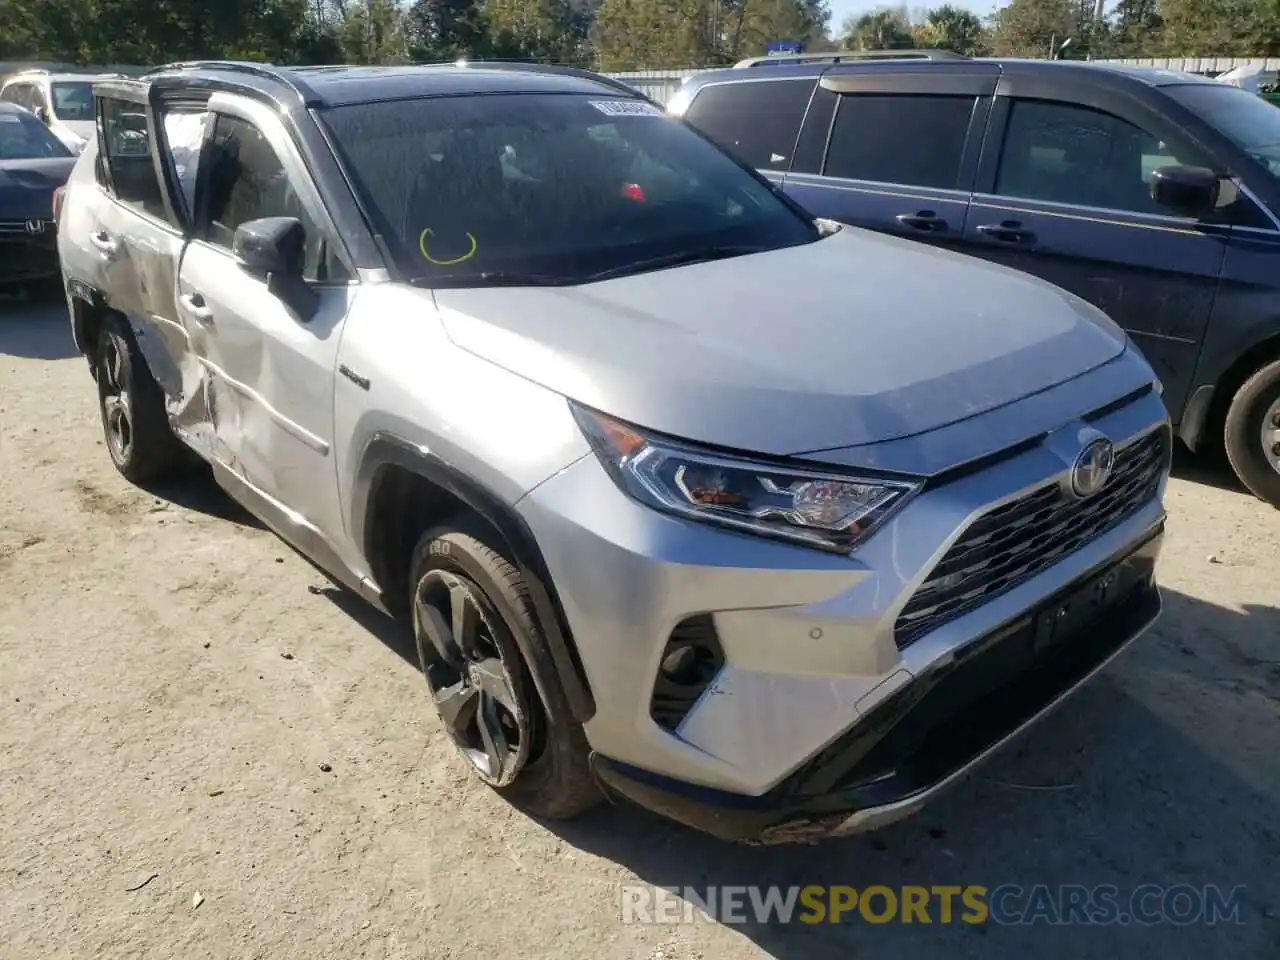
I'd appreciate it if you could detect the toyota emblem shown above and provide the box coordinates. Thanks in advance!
[1070,437,1115,499]
[24,219,46,235]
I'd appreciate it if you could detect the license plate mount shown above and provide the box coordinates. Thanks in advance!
[1033,559,1139,653]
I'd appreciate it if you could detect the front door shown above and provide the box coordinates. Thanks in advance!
[961,92,1233,419]
[175,91,355,543]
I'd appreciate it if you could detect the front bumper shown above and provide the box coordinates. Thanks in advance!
[588,524,1163,843]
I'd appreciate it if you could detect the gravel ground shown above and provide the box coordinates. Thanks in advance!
[2,292,1278,959]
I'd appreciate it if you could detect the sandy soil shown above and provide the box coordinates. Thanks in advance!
[2,293,1278,959]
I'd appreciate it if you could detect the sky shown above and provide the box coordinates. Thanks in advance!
[826,0,1001,33]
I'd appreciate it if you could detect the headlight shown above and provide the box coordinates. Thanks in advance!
[571,404,921,553]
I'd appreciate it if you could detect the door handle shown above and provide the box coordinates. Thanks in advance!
[89,229,118,257]
[180,292,213,323]
[895,211,948,233]
[976,221,1035,244]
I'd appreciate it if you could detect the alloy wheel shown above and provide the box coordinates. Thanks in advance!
[99,335,133,465]
[1265,397,1280,477]
[414,569,530,786]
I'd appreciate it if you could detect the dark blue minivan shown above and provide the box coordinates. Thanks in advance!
[671,55,1280,507]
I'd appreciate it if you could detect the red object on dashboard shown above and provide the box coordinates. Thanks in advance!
[621,182,646,202]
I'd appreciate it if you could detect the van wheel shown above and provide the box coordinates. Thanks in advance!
[1224,357,1280,508]
[96,315,185,485]
[409,522,601,819]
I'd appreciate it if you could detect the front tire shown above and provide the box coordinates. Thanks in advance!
[1224,357,1280,508]
[409,522,601,819]
[95,314,185,485]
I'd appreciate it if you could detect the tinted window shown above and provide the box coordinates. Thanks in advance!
[51,81,93,121]
[0,109,71,159]
[1167,82,1280,176]
[825,94,975,189]
[321,93,818,287]
[100,97,170,222]
[995,99,1204,215]
[202,114,345,282]
[683,80,815,171]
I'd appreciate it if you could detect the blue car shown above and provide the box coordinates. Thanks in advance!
[671,54,1280,507]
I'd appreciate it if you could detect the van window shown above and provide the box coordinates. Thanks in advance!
[824,94,976,190]
[683,79,816,171]
[995,99,1204,215]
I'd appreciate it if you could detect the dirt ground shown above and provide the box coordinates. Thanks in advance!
[1,292,1278,960]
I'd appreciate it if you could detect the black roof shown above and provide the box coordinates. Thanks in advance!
[142,61,647,109]
[683,56,1221,92]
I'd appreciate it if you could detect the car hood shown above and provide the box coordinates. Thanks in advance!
[433,227,1128,457]
[0,158,75,219]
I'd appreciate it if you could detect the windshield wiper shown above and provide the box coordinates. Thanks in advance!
[414,270,577,289]
[582,245,776,283]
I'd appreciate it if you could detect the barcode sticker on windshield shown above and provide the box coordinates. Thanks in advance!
[589,100,664,118]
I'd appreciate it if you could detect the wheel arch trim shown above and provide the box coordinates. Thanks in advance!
[351,432,597,724]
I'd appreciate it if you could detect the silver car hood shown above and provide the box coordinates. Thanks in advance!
[434,228,1128,457]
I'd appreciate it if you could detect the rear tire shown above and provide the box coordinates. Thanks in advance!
[1223,357,1280,508]
[95,314,186,485]
[409,521,601,820]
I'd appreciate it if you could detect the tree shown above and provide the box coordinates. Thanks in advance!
[914,4,987,54]
[840,6,914,50]
[335,0,410,63]
[988,0,1074,57]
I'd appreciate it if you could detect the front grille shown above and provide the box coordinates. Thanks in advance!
[0,236,58,281]
[894,427,1168,649]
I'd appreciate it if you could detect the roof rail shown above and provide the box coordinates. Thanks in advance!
[142,59,321,103]
[734,49,968,68]
[416,59,663,105]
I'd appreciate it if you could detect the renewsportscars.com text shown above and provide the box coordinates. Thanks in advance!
[620,883,1248,926]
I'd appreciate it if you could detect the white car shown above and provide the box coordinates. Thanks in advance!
[0,70,99,153]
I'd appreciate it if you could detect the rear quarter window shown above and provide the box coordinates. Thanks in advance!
[683,79,816,172]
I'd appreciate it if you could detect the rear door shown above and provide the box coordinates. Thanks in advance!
[961,76,1234,418]
[680,76,818,188]
[89,79,195,415]
[176,90,355,540]
[781,67,998,252]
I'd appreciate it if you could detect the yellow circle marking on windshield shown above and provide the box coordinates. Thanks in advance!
[419,228,477,265]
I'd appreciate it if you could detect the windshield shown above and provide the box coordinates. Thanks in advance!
[320,92,819,286]
[51,81,93,122]
[0,110,72,159]
[1167,82,1280,176]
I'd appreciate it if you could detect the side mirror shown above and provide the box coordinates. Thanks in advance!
[232,216,319,322]
[33,105,48,124]
[1150,165,1221,218]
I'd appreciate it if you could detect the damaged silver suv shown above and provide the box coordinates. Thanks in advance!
[57,61,1171,843]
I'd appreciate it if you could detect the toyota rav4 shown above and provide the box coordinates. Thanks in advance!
[56,61,1171,843]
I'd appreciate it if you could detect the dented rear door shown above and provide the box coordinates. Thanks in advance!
[90,78,198,426]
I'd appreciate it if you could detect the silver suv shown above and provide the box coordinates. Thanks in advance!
[57,62,1172,843]
[0,70,98,153]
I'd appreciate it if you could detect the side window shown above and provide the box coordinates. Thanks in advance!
[0,85,19,106]
[995,99,1205,216]
[683,80,815,171]
[824,94,977,190]
[99,97,172,223]
[159,109,209,223]
[202,114,347,282]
